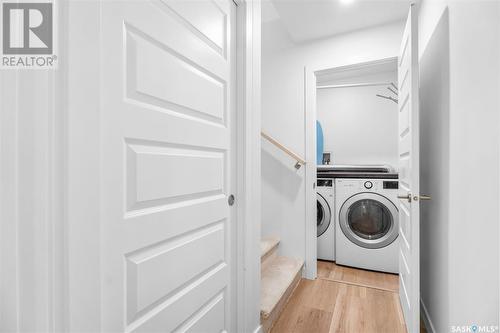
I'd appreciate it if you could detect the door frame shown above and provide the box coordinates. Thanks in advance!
[303,57,398,279]
[0,1,261,332]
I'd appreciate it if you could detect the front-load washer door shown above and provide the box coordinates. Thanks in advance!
[317,192,331,237]
[339,193,398,249]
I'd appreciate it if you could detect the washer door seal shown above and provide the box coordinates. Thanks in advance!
[339,192,398,249]
[317,192,331,237]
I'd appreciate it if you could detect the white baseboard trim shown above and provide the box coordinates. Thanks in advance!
[253,325,263,333]
[420,298,436,333]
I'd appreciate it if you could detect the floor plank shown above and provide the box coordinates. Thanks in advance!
[317,260,399,292]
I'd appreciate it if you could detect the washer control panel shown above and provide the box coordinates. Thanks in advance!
[336,178,399,192]
[383,181,399,189]
[317,179,333,187]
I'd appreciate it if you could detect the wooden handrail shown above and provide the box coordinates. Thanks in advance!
[261,131,306,169]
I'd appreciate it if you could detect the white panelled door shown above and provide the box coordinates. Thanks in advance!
[397,5,420,333]
[99,0,236,331]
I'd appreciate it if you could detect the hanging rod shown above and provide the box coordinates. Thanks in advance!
[317,81,393,89]
[261,131,305,169]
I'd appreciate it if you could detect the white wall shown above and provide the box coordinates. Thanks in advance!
[261,18,404,261]
[447,2,499,329]
[316,71,398,167]
[419,1,500,331]
[419,8,450,333]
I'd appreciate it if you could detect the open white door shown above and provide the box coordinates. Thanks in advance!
[87,1,236,331]
[397,4,420,333]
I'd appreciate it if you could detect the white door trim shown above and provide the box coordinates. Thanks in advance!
[0,17,67,332]
[303,57,398,279]
[234,0,262,332]
[0,1,261,332]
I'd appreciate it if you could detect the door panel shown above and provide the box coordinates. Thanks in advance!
[99,0,235,331]
[126,223,225,320]
[126,142,224,207]
[164,0,228,56]
[398,5,420,333]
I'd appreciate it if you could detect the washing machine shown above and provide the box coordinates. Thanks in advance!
[335,178,399,273]
[317,178,335,261]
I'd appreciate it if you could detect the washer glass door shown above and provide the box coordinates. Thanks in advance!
[339,193,398,249]
[317,193,331,237]
[349,199,391,240]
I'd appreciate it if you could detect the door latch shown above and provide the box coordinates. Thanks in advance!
[398,193,432,203]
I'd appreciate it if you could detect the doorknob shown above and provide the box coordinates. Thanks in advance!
[228,194,235,206]
[397,193,412,203]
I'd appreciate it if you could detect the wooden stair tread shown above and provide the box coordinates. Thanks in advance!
[260,255,303,319]
[261,236,280,259]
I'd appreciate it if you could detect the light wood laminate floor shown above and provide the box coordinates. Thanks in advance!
[270,261,426,333]
[317,260,399,292]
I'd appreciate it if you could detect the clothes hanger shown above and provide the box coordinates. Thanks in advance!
[376,82,398,104]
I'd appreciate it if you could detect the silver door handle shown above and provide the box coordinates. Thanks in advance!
[414,194,431,201]
[398,193,431,202]
[397,193,412,202]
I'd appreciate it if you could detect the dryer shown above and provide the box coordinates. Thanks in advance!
[335,178,399,273]
[317,178,335,261]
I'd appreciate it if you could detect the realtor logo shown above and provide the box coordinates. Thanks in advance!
[2,1,57,68]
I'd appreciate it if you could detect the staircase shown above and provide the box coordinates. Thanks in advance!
[260,237,304,332]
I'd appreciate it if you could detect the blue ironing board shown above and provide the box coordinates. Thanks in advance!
[316,121,324,165]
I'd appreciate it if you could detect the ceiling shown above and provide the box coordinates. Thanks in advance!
[263,0,416,43]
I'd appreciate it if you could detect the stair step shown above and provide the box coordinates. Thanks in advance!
[260,255,304,332]
[261,236,280,259]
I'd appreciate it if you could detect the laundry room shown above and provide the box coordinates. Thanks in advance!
[315,58,401,272]
[259,0,499,332]
[260,0,413,330]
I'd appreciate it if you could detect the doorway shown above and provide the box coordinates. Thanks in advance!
[303,7,421,332]
[304,56,400,279]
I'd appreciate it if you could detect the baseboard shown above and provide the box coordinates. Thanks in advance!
[253,325,263,333]
[420,298,436,333]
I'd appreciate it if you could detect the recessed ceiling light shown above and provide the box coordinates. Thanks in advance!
[340,0,355,5]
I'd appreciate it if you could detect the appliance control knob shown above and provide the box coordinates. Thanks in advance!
[364,181,373,189]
